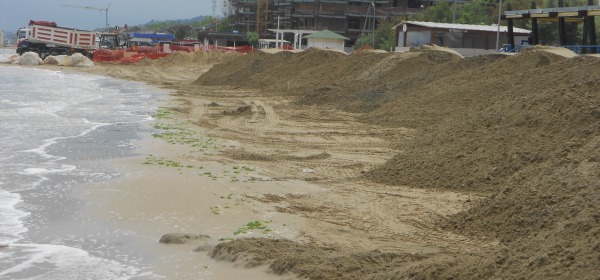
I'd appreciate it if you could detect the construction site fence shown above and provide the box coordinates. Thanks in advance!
[202,45,255,53]
[92,44,256,63]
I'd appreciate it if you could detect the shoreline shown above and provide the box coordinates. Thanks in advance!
[70,83,320,279]
[2,50,488,279]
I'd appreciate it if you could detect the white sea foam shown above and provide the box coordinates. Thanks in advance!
[22,165,77,175]
[0,244,155,279]
[23,120,109,160]
[0,190,28,245]
[0,66,165,279]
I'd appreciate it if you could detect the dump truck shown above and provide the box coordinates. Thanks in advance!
[16,20,97,58]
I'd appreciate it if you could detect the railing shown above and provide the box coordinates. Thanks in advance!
[563,45,600,54]
[498,44,529,53]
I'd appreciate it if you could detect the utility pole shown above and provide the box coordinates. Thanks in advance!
[372,1,375,48]
[496,0,503,50]
[362,1,375,47]
[452,0,457,23]
[62,3,111,31]
[212,0,218,31]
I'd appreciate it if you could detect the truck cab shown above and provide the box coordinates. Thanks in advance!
[98,33,127,50]
[16,28,30,44]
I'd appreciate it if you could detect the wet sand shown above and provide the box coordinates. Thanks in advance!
[71,98,319,279]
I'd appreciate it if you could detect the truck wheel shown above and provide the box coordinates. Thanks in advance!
[60,51,69,56]
[50,51,59,56]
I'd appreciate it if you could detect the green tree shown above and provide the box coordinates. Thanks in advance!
[353,17,402,51]
[170,24,192,40]
[245,31,259,46]
[457,0,494,25]
[353,33,373,50]
[216,17,234,32]
[374,18,401,51]
[413,1,454,22]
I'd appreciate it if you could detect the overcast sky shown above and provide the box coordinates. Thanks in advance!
[0,0,219,32]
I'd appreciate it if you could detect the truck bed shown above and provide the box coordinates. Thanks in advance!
[29,24,96,50]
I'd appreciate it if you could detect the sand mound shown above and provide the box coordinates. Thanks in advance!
[136,57,154,66]
[195,47,461,113]
[193,48,346,89]
[190,47,600,278]
[211,238,423,279]
[260,48,289,54]
[138,50,241,68]
[192,50,242,64]
[414,44,464,58]
[522,45,578,58]
[153,52,193,66]
[84,50,241,85]
[363,52,600,278]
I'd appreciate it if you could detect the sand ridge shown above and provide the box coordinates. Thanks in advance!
[185,47,600,279]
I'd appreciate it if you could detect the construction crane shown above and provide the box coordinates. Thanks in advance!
[62,3,111,31]
[256,0,268,35]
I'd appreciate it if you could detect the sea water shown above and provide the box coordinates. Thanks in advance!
[0,65,164,279]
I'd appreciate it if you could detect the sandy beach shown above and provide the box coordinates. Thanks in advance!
[67,55,477,278]
[49,51,481,279]
[3,46,600,279]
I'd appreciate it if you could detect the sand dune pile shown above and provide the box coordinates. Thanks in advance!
[152,50,242,67]
[196,47,600,279]
[194,48,346,90]
[83,50,241,84]
[365,51,600,279]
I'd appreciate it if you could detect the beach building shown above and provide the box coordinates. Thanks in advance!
[394,21,531,57]
[303,29,349,51]
[0,31,4,47]
[197,31,248,48]
[129,33,175,43]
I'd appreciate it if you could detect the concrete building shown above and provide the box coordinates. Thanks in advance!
[394,21,531,56]
[0,31,4,47]
[227,0,449,43]
[303,29,349,51]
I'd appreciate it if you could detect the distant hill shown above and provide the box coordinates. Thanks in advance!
[132,16,213,33]
[144,16,207,26]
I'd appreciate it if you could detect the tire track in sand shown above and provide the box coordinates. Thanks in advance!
[188,98,208,122]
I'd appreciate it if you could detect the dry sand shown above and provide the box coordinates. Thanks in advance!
[15,46,600,279]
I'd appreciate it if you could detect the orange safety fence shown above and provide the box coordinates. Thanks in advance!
[93,49,125,62]
[126,46,158,53]
[170,45,195,52]
[203,45,254,53]
[94,44,257,63]
[119,52,170,63]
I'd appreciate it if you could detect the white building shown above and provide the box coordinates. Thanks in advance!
[394,21,531,57]
[303,29,349,52]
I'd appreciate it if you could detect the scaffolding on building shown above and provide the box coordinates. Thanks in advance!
[256,0,270,35]
[228,0,427,42]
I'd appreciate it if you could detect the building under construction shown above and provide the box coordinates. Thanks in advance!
[228,0,441,44]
